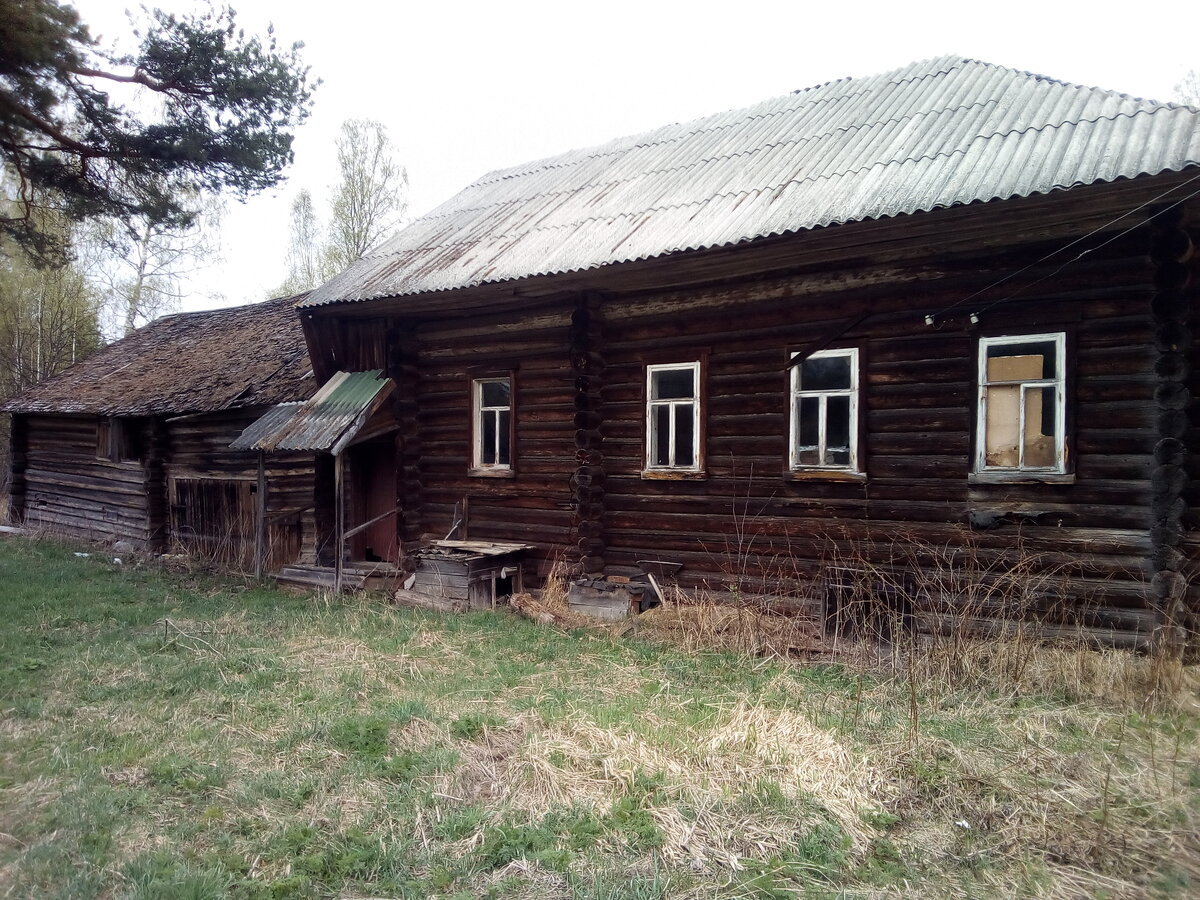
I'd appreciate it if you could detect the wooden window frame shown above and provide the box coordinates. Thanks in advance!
[643,360,705,479]
[788,347,863,477]
[469,373,516,478]
[971,332,1072,483]
[96,416,139,462]
[96,416,114,461]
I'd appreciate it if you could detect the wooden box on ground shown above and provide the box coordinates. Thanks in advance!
[568,577,646,620]
[408,540,530,611]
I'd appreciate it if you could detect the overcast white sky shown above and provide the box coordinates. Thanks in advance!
[82,0,1200,313]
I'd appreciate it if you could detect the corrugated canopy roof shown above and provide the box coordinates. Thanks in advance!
[300,56,1200,308]
[230,370,395,454]
[3,294,314,416]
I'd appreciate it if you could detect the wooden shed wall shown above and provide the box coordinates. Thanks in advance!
[17,413,155,547]
[165,409,316,570]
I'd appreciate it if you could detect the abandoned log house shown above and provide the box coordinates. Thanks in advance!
[240,55,1200,648]
[3,294,317,571]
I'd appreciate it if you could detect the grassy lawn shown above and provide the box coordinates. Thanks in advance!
[0,537,1197,899]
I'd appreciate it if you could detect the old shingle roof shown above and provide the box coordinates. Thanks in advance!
[2,294,314,416]
[300,55,1200,308]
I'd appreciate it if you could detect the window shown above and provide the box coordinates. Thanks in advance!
[790,348,859,471]
[472,377,512,471]
[645,362,701,472]
[96,417,140,462]
[976,333,1066,472]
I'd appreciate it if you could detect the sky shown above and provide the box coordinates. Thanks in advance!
[81,0,1200,313]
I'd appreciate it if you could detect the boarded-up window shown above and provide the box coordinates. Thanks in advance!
[977,334,1065,472]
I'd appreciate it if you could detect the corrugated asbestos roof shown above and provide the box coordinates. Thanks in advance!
[300,56,1200,308]
[230,370,394,453]
[3,294,315,415]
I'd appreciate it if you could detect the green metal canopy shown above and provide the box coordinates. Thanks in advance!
[231,370,395,455]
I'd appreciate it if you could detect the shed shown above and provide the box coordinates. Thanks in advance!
[2,294,317,571]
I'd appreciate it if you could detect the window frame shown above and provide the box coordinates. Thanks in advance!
[470,374,515,477]
[643,361,704,477]
[974,332,1068,477]
[96,416,139,463]
[788,347,861,474]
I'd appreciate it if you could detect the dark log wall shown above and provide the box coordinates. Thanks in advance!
[8,414,28,523]
[1178,220,1200,661]
[18,414,154,547]
[165,409,315,569]
[300,189,1200,647]
[593,225,1168,643]
[410,304,578,579]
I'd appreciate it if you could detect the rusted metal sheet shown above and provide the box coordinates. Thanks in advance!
[231,370,395,453]
[300,56,1200,308]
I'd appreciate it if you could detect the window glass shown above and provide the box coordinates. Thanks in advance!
[481,380,510,407]
[653,404,671,466]
[801,355,852,391]
[797,396,820,448]
[673,404,694,467]
[652,368,695,400]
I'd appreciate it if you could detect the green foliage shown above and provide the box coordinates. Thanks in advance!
[0,0,314,263]
[328,714,389,757]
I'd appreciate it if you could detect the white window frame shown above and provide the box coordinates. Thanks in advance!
[472,376,512,471]
[975,333,1066,473]
[789,348,860,471]
[645,362,701,473]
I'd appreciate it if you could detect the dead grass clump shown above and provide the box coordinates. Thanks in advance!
[498,702,889,867]
[817,527,1191,710]
[636,587,823,658]
[903,635,1196,709]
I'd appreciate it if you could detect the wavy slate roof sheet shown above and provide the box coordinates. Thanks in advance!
[301,56,1200,308]
[2,294,315,416]
[230,370,394,453]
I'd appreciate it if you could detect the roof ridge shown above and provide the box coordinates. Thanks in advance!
[955,56,1178,106]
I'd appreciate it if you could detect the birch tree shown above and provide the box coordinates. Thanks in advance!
[325,119,409,271]
[92,191,224,336]
[273,118,408,296]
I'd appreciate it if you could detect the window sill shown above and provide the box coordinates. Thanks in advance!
[469,467,516,479]
[641,469,707,481]
[785,469,867,483]
[969,471,1075,485]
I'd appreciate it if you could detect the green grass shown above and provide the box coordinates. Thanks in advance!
[0,536,1197,899]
